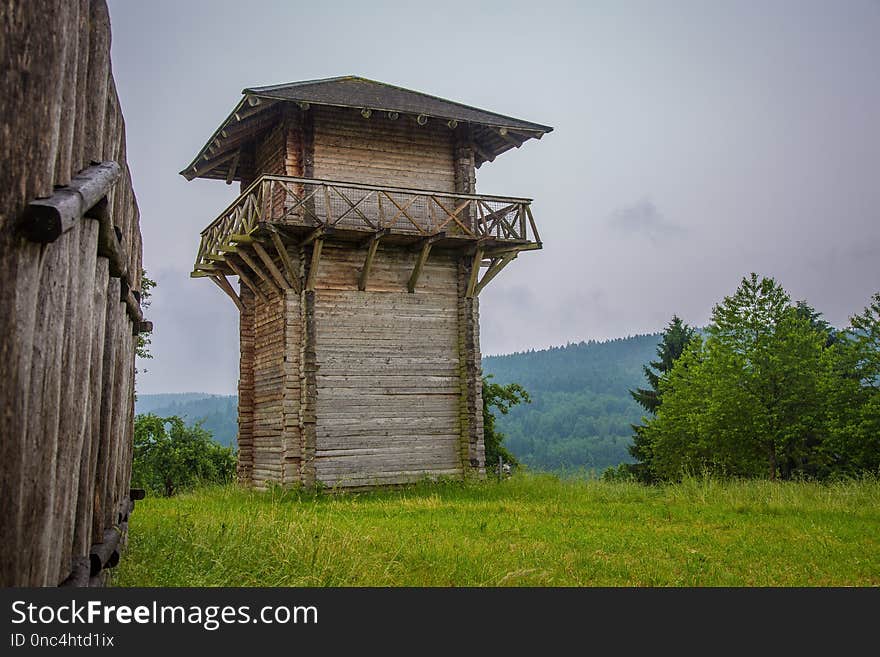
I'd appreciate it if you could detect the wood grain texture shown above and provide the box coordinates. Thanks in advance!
[0,0,143,586]
[312,106,455,192]
[311,248,463,487]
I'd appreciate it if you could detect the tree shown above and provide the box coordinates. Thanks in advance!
[821,293,880,475]
[132,414,236,496]
[482,375,530,470]
[795,300,838,348]
[644,274,828,481]
[136,269,156,364]
[708,274,827,479]
[627,315,696,482]
[630,315,696,414]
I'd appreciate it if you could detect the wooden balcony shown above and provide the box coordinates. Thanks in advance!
[192,174,541,277]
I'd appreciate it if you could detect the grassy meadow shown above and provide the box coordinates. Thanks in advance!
[113,474,880,587]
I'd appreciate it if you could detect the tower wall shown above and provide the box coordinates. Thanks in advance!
[236,242,486,489]
[312,106,456,191]
[312,245,464,487]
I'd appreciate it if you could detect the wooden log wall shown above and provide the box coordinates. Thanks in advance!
[236,249,305,489]
[312,106,456,192]
[251,287,285,487]
[237,287,255,483]
[313,246,464,487]
[458,258,486,473]
[0,0,144,586]
[235,240,486,489]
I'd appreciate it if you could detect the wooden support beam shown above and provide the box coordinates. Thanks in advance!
[225,149,240,185]
[474,251,518,296]
[301,226,331,246]
[229,233,254,244]
[358,227,390,247]
[89,196,128,279]
[507,128,541,141]
[233,99,275,121]
[471,141,494,164]
[269,230,300,293]
[483,241,542,258]
[226,256,267,302]
[210,274,245,312]
[407,235,442,293]
[188,149,238,180]
[306,237,324,291]
[20,161,122,243]
[193,262,225,273]
[358,230,387,292]
[237,246,282,294]
[495,127,525,148]
[252,240,291,290]
[466,246,484,298]
[408,231,446,252]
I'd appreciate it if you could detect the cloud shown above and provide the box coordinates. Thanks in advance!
[608,198,685,242]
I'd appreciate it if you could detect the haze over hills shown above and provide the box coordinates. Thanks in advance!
[138,332,664,471]
[135,393,238,446]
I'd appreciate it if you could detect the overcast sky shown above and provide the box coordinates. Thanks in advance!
[106,0,880,395]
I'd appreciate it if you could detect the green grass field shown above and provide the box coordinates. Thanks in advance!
[113,474,880,586]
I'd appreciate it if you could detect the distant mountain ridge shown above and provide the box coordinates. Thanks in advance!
[138,332,663,469]
[135,393,238,447]
[482,333,663,472]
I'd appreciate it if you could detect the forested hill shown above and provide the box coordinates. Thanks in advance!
[137,333,663,471]
[482,334,663,472]
[135,393,237,446]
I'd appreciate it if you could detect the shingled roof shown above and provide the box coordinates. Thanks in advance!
[181,76,553,182]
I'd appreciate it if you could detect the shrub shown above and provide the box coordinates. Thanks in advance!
[132,414,236,496]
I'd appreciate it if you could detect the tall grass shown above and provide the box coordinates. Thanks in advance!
[113,474,880,586]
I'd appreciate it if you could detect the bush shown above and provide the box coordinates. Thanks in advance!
[132,414,236,496]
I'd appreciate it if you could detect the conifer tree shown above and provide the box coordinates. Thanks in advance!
[627,315,696,482]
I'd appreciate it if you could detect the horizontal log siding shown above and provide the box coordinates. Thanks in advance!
[312,106,456,193]
[254,122,286,216]
[282,286,303,486]
[0,0,143,586]
[311,245,463,487]
[237,287,255,483]
[250,281,285,488]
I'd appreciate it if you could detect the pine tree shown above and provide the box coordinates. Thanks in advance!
[630,316,696,414]
[627,315,696,482]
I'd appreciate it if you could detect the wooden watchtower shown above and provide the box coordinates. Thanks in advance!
[183,76,551,488]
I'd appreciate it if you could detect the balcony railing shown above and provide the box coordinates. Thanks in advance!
[194,174,540,270]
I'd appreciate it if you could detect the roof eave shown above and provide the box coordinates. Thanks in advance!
[181,87,554,181]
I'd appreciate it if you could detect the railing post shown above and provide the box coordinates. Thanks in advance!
[323,184,333,225]
[261,178,271,222]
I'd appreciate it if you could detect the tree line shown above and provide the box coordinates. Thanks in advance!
[614,274,880,483]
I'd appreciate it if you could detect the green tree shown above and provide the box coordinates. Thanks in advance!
[795,300,838,348]
[627,315,696,482]
[132,414,236,496]
[136,269,156,363]
[630,315,696,414]
[482,375,530,470]
[821,293,880,475]
[645,274,827,481]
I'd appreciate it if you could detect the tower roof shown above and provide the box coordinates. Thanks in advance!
[181,76,553,182]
